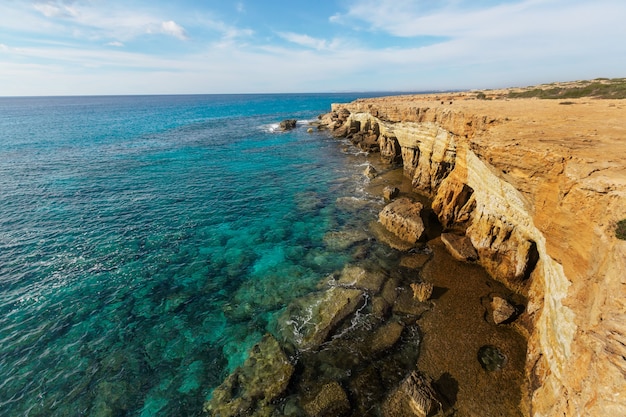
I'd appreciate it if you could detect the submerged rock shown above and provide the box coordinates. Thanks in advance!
[204,334,294,417]
[379,198,425,244]
[303,381,351,417]
[336,264,387,294]
[370,321,405,354]
[440,233,478,261]
[277,286,364,351]
[323,229,370,251]
[478,345,507,371]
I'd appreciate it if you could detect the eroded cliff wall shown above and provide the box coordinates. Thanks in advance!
[322,96,626,416]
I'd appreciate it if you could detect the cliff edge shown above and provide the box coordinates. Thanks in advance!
[321,93,626,416]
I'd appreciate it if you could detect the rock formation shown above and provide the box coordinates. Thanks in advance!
[279,119,297,131]
[322,94,626,416]
[378,198,425,244]
[204,334,294,417]
[410,282,434,302]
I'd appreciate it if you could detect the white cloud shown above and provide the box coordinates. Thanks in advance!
[278,32,329,50]
[33,1,78,19]
[107,41,124,47]
[159,20,188,40]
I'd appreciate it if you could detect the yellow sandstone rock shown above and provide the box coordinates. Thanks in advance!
[324,94,626,417]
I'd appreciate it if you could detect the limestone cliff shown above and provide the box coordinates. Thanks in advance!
[322,94,626,416]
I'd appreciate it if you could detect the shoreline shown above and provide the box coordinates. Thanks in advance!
[205,123,529,416]
[318,92,626,416]
[205,88,625,416]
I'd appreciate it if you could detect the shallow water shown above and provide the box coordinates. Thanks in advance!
[0,93,390,416]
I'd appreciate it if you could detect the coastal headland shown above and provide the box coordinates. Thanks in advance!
[205,82,626,416]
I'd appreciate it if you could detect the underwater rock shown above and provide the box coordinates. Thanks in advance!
[371,295,391,319]
[379,198,425,244]
[410,282,433,302]
[336,264,387,294]
[491,296,517,324]
[440,233,478,261]
[393,289,431,318]
[370,321,405,354]
[349,367,385,415]
[381,277,399,305]
[400,253,431,269]
[204,334,294,417]
[278,286,364,351]
[303,381,351,417]
[478,345,507,371]
[383,186,400,201]
[323,229,370,251]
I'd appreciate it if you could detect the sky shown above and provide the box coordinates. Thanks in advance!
[0,0,625,96]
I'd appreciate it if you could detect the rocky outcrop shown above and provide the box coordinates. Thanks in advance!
[382,371,441,417]
[378,198,425,244]
[279,119,297,131]
[303,382,351,417]
[204,334,294,417]
[410,282,433,302]
[277,286,364,351]
[323,95,626,417]
[491,295,518,325]
[440,232,478,261]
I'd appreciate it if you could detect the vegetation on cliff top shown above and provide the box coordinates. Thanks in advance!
[506,78,626,99]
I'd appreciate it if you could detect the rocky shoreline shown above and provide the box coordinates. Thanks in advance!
[205,91,626,417]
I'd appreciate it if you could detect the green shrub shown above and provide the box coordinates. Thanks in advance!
[617,219,626,240]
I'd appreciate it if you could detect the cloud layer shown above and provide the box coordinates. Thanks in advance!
[1,0,625,95]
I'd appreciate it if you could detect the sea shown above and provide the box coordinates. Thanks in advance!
[0,93,400,416]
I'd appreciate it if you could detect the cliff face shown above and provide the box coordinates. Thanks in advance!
[322,95,626,416]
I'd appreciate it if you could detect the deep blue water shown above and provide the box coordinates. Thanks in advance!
[0,93,389,416]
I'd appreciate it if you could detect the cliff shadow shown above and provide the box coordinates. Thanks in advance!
[435,372,459,412]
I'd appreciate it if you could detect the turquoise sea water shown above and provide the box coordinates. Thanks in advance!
[0,93,390,416]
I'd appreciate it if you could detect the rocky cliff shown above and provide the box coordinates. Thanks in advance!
[321,94,626,416]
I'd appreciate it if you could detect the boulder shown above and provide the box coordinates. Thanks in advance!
[392,289,431,318]
[403,371,441,417]
[323,229,370,251]
[364,164,378,179]
[336,264,387,294]
[491,296,517,324]
[383,186,400,202]
[370,321,404,354]
[277,286,364,351]
[440,232,478,261]
[382,371,441,417]
[279,119,298,131]
[379,198,425,244]
[399,253,431,269]
[410,282,433,302]
[204,334,294,417]
[303,382,351,417]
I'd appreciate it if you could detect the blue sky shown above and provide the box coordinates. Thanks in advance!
[1,0,625,96]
